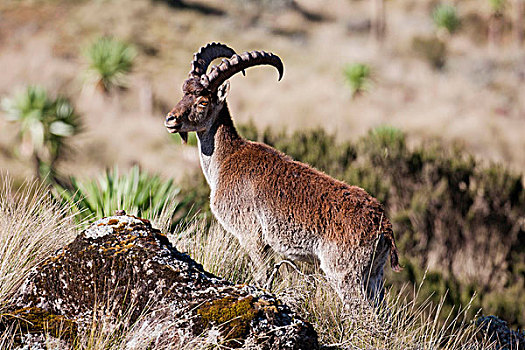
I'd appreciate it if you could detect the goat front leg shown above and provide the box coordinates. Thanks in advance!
[233,227,272,287]
[245,241,273,288]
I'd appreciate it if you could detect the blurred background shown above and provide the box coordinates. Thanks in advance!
[1,0,524,329]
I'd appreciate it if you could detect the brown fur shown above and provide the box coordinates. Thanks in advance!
[210,109,401,271]
[165,51,401,306]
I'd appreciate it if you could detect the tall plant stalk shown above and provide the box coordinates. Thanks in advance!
[371,0,386,41]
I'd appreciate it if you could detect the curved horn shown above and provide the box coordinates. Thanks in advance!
[189,42,238,77]
[204,50,284,91]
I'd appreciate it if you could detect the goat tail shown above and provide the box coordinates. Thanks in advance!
[387,231,402,272]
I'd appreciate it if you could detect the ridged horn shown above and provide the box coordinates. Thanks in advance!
[189,42,238,77]
[204,50,284,92]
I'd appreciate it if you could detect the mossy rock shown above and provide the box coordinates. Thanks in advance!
[8,214,319,349]
[476,315,525,350]
[0,307,77,342]
[198,295,257,342]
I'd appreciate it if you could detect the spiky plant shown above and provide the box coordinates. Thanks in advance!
[343,63,372,97]
[53,166,184,231]
[84,36,136,93]
[489,0,506,15]
[1,86,81,180]
[433,4,460,34]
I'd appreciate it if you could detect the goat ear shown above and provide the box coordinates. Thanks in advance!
[217,80,230,103]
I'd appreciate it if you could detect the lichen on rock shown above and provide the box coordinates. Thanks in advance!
[197,295,257,343]
[0,307,77,344]
[84,215,153,239]
[476,315,525,350]
[5,214,319,349]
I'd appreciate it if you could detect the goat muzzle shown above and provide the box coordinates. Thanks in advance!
[165,113,186,145]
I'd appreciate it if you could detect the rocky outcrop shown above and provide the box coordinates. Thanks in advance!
[1,213,318,349]
[476,316,525,350]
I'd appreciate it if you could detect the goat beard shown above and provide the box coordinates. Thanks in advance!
[179,132,188,144]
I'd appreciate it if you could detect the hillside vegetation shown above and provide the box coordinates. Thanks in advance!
[1,0,525,182]
[0,0,524,347]
[0,175,495,349]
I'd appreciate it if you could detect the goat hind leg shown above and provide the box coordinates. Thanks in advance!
[318,246,368,310]
[363,237,390,308]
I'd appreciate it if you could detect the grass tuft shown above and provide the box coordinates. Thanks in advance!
[433,4,460,34]
[84,36,136,93]
[0,174,78,313]
[171,221,254,285]
[343,63,372,98]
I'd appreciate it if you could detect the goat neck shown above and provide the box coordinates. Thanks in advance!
[197,103,243,188]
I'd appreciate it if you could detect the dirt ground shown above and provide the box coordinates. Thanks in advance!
[1,0,524,183]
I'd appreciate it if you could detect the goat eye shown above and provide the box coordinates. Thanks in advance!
[199,101,208,107]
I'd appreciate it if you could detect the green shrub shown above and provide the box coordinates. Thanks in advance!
[343,63,372,97]
[240,121,357,175]
[53,166,188,231]
[412,35,447,69]
[1,86,81,180]
[360,126,406,164]
[175,170,213,226]
[432,4,460,34]
[84,37,136,92]
[237,119,259,142]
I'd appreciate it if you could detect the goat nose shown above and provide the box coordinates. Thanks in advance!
[166,113,176,123]
[165,113,178,127]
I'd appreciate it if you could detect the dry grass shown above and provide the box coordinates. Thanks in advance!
[0,173,78,348]
[274,269,488,349]
[0,181,186,349]
[171,221,254,285]
[74,297,148,350]
[0,174,78,313]
[0,176,496,349]
[174,223,495,350]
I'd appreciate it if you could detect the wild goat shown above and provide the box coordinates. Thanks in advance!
[164,43,401,306]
